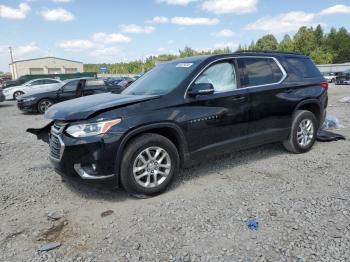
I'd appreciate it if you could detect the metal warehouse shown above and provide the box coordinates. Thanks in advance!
[317,62,350,74]
[9,57,84,79]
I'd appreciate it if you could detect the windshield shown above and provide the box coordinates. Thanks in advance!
[122,61,199,95]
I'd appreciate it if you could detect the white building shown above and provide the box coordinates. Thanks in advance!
[9,57,84,79]
[317,62,350,74]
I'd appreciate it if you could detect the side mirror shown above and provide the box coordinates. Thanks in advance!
[188,83,214,97]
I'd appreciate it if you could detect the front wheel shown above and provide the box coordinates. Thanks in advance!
[13,91,24,99]
[283,110,318,154]
[120,133,180,196]
[37,99,53,114]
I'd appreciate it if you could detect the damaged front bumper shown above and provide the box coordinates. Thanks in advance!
[27,121,122,187]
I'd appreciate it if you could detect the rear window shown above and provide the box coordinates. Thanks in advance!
[238,57,284,87]
[285,57,321,78]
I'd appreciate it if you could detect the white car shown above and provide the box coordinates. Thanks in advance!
[2,78,63,100]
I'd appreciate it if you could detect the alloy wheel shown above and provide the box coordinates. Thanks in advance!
[132,146,171,188]
[297,119,314,147]
[39,100,53,113]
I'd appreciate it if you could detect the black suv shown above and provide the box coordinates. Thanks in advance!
[30,52,328,196]
[18,78,125,114]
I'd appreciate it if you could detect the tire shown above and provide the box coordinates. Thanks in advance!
[37,99,54,114]
[13,91,24,99]
[120,133,180,196]
[283,110,318,154]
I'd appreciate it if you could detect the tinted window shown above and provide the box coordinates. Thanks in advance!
[286,57,321,78]
[195,62,237,92]
[62,80,79,92]
[44,79,59,84]
[238,58,284,87]
[30,80,45,86]
[85,80,106,91]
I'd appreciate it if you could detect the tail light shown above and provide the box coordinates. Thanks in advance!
[320,81,328,90]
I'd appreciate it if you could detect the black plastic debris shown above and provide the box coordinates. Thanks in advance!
[317,130,346,142]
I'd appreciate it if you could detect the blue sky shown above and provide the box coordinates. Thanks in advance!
[0,0,350,72]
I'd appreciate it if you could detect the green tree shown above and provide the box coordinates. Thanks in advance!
[278,34,294,52]
[255,34,278,51]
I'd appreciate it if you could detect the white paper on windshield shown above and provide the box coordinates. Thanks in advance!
[176,63,193,68]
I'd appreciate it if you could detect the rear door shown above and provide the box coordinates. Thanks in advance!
[236,57,291,146]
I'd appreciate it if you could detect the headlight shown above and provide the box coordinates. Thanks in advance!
[22,97,36,102]
[65,119,121,138]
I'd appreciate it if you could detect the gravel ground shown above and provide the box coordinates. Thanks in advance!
[0,85,349,262]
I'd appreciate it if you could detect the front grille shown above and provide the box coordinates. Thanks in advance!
[49,121,66,160]
[49,134,61,159]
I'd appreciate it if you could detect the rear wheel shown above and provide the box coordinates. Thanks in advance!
[120,133,180,196]
[13,91,24,99]
[283,110,318,154]
[37,99,53,114]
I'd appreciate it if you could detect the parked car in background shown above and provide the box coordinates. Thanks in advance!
[2,72,97,89]
[29,52,328,196]
[0,75,12,88]
[335,72,350,85]
[0,90,5,103]
[3,78,64,100]
[17,78,123,114]
[324,73,337,83]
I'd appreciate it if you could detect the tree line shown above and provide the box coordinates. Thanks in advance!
[84,25,350,74]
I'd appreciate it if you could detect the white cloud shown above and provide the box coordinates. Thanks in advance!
[14,42,40,55]
[319,5,350,15]
[157,47,167,53]
[201,0,257,14]
[120,24,155,34]
[171,17,219,26]
[91,46,122,57]
[214,42,238,50]
[245,11,315,33]
[92,32,131,44]
[57,40,95,51]
[39,8,74,22]
[157,0,197,6]
[146,16,169,24]
[214,29,235,37]
[0,3,31,19]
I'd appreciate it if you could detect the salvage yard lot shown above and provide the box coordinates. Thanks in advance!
[0,85,350,261]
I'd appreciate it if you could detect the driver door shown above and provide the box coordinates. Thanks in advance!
[184,59,251,158]
[57,80,80,102]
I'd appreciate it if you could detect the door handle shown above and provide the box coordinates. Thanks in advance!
[231,96,246,102]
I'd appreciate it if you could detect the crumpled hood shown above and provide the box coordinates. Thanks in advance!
[45,93,159,120]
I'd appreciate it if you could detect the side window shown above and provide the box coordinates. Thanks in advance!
[44,79,59,84]
[195,62,237,93]
[62,80,79,92]
[285,57,320,78]
[84,80,106,91]
[239,58,284,87]
[30,80,44,86]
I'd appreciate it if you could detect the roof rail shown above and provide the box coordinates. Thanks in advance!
[234,50,304,56]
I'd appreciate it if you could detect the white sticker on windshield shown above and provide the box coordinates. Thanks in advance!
[176,63,193,68]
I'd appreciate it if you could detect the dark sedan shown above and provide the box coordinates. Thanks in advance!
[17,78,125,114]
[0,89,5,102]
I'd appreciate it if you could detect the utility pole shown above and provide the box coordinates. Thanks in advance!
[9,46,14,63]
[9,46,16,79]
